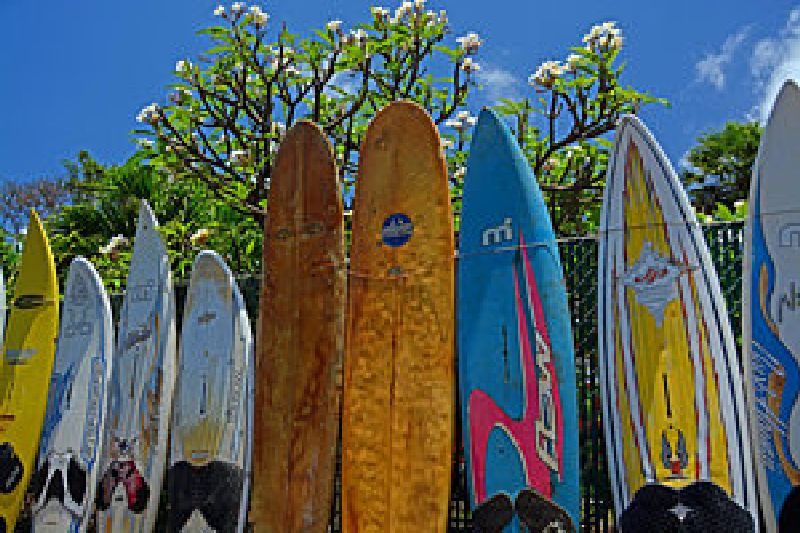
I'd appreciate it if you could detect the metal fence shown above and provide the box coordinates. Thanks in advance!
[116,220,747,532]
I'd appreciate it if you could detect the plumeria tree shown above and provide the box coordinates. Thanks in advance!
[135,0,480,220]
[494,22,666,235]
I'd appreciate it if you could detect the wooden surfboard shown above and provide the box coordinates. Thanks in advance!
[0,210,58,531]
[251,121,345,531]
[31,257,113,533]
[169,251,253,532]
[96,200,177,532]
[744,79,800,530]
[458,108,581,530]
[598,115,757,522]
[341,101,455,532]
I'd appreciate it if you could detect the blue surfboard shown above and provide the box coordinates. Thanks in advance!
[458,108,580,530]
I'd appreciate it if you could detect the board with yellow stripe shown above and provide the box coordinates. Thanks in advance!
[597,115,757,522]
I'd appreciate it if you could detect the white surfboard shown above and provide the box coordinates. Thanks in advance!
[598,115,757,524]
[744,79,800,531]
[96,200,176,532]
[31,257,113,533]
[168,251,253,532]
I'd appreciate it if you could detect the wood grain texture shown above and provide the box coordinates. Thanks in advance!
[252,121,345,532]
[341,102,455,533]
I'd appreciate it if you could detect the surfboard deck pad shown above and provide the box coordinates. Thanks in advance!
[471,493,513,533]
[515,487,575,533]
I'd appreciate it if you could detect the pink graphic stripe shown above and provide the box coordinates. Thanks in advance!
[468,233,563,504]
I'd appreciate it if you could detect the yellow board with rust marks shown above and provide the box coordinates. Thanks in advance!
[0,210,58,530]
[598,115,757,523]
[342,102,455,533]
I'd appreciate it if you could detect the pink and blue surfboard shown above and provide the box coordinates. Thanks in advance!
[458,108,580,529]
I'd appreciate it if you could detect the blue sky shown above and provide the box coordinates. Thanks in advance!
[1,0,798,182]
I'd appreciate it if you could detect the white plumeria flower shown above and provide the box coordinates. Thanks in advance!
[271,121,286,136]
[100,234,129,255]
[453,167,466,180]
[285,65,300,77]
[611,35,623,49]
[351,28,368,45]
[190,228,210,246]
[371,6,389,19]
[213,5,226,16]
[327,19,343,32]
[566,53,582,71]
[445,118,463,129]
[136,103,160,125]
[456,110,470,120]
[441,138,453,149]
[270,57,280,70]
[530,60,565,87]
[175,59,192,73]
[230,149,248,164]
[437,9,447,24]
[137,138,155,148]
[231,2,246,13]
[414,0,425,10]
[456,32,482,54]
[461,57,480,73]
[249,6,269,26]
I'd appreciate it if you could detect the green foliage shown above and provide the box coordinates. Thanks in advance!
[696,199,748,224]
[135,1,475,219]
[494,22,666,236]
[681,120,762,215]
[47,152,262,293]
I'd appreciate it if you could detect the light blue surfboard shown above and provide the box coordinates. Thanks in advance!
[458,108,580,530]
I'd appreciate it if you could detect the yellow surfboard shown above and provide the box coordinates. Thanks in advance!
[342,102,455,532]
[0,210,58,530]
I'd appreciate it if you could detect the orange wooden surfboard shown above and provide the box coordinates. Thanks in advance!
[252,121,345,532]
[342,102,455,532]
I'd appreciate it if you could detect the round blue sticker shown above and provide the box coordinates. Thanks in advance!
[381,213,414,247]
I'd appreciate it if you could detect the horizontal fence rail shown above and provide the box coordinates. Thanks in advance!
[35,220,744,532]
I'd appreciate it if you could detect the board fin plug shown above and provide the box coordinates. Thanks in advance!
[515,487,575,532]
[471,492,513,533]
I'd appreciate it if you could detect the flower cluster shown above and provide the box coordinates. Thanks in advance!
[190,228,210,246]
[582,21,623,53]
[456,33,481,55]
[136,103,160,125]
[230,149,249,165]
[99,235,129,256]
[445,109,477,131]
[528,60,567,88]
[390,1,446,26]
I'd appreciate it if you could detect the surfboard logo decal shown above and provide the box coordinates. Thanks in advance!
[381,213,413,247]
[468,231,564,504]
[622,241,687,325]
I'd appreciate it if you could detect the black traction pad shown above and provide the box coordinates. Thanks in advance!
[515,487,576,533]
[167,460,244,533]
[619,482,754,533]
[471,492,514,533]
[0,444,23,495]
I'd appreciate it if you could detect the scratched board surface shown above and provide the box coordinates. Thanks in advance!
[597,115,757,522]
[744,80,800,531]
[0,211,58,531]
[458,109,580,530]
[96,200,177,532]
[169,251,252,532]
[342,102,454,532]
[32,258,113,533]
[252,121,344,532]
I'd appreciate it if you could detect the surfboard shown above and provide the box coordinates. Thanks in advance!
[96,200,176,532]
[0,211,58,531]
[251,120,345,532]
[341,101,455,532]
[168,251,253,532]
[31,257,113,533]
[598,115,757,523]
[0,267,5,350]
[744,79,800,530]
[458,108,581,530]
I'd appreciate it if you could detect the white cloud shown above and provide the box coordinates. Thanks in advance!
[695,27,751,90]
[751,7,800,121]
[476,64,520,103]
